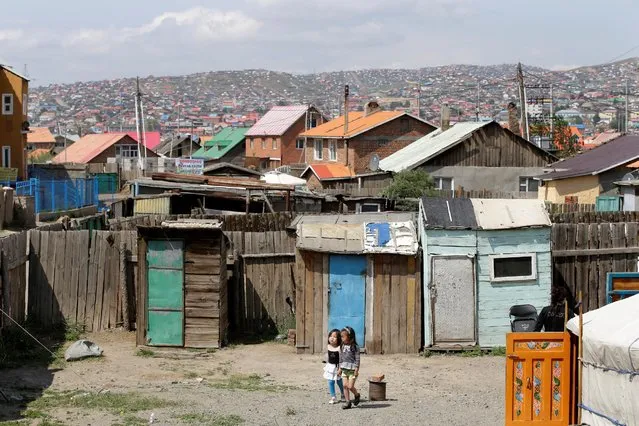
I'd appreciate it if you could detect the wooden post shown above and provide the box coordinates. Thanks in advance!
[245,190,250,214]
[285,190,291,212]
[119,239,129,331]
[577,290,584,424]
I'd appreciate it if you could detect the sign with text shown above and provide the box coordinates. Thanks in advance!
[175,158,204,175]
[0,167,18,181]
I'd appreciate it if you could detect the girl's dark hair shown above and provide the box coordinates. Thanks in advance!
[328,328,341,344]
[341,326,358,347]
[550,286,569,315]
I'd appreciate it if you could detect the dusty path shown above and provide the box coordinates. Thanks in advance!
[0,331,505,425]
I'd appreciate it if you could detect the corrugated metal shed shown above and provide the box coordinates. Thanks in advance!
[379,122,487,172]
[245,106,308,136]
[295,213,417,254]
[470,198,551,229]
[134,195,172,215]
[421,198,478,229]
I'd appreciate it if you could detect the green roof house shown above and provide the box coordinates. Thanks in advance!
[193,127,248,166]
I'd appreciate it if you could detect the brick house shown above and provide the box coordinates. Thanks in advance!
[299,102,437,189]
[245,105,325,170]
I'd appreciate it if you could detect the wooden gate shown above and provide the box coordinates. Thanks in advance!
[505,332,576,425]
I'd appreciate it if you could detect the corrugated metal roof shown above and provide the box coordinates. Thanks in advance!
[110,132,161,150]
[27,127,55,144]
[380,121,488,172]
[470,199,551,230]
[420,198,478,229]
[294,212,417,254]
[193,127,248,160]
[53,133,133,164]
[300,111,405,138]
[245,105,308,136]
[302,164,354,180]
[0,65,29,81]
[538,135,639,181]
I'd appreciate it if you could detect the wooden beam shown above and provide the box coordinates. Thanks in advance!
[241,253,295,259]
[553,247,639,257]
[263,191,275,214]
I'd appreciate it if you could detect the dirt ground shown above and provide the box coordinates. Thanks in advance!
[0,331,505,425]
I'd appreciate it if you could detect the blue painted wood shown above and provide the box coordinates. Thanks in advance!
[328,255,367,345]
[606,272,639,304]
[147,239,184,346]
[421,224,552,348]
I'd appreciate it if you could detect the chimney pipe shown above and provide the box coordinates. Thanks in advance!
[440,103,450,131]
[507,102,521,136]
[344,85,349,136]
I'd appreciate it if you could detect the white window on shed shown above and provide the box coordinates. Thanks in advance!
[519,177,539,192]
[490,254,537,282]
[329,140,337,161]
[357,203,381,213]
[434,177,454,191]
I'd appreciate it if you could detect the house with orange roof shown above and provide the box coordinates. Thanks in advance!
[299,101,437,190]
[27,127,56,159]
[53,133,158,164]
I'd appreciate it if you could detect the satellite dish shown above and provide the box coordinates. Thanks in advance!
[369,154,380,171]
[623,172,636,181]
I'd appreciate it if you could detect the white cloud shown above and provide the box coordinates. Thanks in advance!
[0,30,23,42]
[63,7,262,55]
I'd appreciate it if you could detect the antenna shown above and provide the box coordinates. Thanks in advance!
[369,153,380,172]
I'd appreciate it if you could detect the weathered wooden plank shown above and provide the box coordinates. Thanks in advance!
[312,252,323,353]
[381,255,391,354]
[398,257,408,354]
[295,250,306,352]
[185,317,216,326]
[136,237,148,345]
[77,231,90,327]
[553,247,639,257]
[587,223,599,313]
[93,232,107,331]
[27,230,41,321]
[390,256,400,354]
[53,231,66,325]
[185,308,219,318]
[626,223,638,273]
[185,291,220,304]
[304,252,315,353]
[406,256,416,353]
[599,224,612,309]
[85,231,98,332]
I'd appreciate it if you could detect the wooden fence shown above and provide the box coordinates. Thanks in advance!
[0,232,28,331]
[109,212,294,232]
[551,211,639,224]
[552,222,638,312]
[28,230,137,331]
[225,230,296,335]
[546,203,596,215]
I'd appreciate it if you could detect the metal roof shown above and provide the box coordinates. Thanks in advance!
[301,111,404,138]
[470,199,551,230]
[420,198,478,229]
[52,133,134,164]
[0,65,30,81]
[294,213,417,255]
[27,127,56,144]
[301,164,355,181]
[203,162,261,177]
[193,127,248,160]
[380,121,488,172]
[420,198,550,230]
[538,135,639,181]
[245,105,308,136]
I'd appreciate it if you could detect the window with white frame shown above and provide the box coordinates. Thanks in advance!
[329,140,337,161]
[2,146,10,168]
[314,139,323,160]
[519,177,539,192]
[358,203,381,213]
[433,177,454,191]
[115,144,139,158]
[490,254,537,282]
[22,94,27,116]
[272,138,277,150]
[249,139,254,149]
[261,139,266,149]
[296,138,304,149]
[2,94,13,115]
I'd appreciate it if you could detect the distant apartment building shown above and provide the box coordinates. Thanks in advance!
[245,105,325,170]
[0,65,29,179]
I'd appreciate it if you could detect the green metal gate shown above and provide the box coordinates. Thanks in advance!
[146,240,184,346]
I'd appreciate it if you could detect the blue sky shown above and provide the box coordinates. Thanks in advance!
[1,0,637,85]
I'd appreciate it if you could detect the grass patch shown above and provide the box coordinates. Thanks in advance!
[184,371,199,379]
[136,348,155,358]
[459,347,485,358]
[63,321,86,342]
[112,414,148,426]
[29,390,175,414]
[285,407,296,416]
[178,413,244,425]
[421,349,432,358]
[490,346,506,356]
[276,315,296,337]
[209,374,293,392]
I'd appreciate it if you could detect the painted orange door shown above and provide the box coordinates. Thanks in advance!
[505,332,572,425]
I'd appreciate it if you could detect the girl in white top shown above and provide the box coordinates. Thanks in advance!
[323,329,345,404]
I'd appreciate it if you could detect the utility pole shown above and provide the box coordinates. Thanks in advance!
[517,63,529,140]
[550,84,554,143]
[476,80,480,122]
[344,85,349,135]
[417,84,421,119]
[134,77,144,173]
[625,80,629,133]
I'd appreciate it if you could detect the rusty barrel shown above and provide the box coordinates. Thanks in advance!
[367,379,386,401]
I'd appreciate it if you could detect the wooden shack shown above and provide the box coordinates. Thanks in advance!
[293,213,421,354]
[136,221,228,348]
[419,198,552,348]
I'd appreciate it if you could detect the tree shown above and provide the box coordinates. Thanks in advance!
[553,116,580,158]
[593,113,601,125]
[382,170,436,211]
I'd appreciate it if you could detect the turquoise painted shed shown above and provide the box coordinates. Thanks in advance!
[419,198,552,348]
